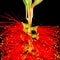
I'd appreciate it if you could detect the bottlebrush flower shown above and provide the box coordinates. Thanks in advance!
[1,21,59,60]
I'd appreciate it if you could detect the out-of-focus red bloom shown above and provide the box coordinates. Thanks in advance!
[1,21,59,60]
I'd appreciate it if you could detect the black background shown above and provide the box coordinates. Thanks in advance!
[0,0,60,26]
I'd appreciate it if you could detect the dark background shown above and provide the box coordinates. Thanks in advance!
[0,0,60,26]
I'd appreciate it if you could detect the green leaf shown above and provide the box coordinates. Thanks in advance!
[33,0,43,7]
[23,0,31,8]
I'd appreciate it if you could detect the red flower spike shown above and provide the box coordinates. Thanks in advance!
[1,20,59,60]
